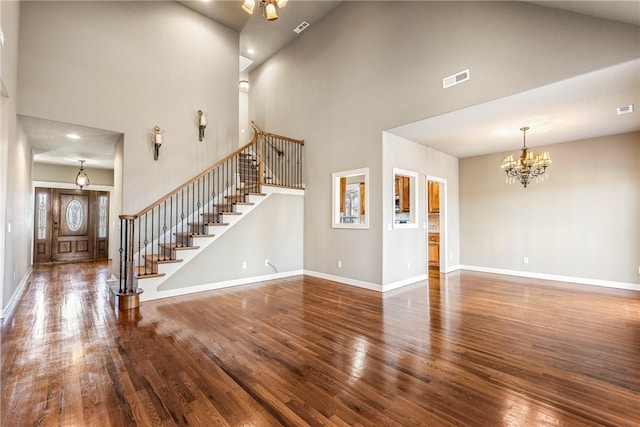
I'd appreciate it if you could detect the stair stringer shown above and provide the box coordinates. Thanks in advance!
[135,185,303,301]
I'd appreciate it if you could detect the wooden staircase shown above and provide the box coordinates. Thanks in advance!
[131,191,270,301]
[116,122,305,302]
[137,151,263,280]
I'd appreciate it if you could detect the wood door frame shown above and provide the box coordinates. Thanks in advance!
[32,181,114,264]
[426,175,447,273]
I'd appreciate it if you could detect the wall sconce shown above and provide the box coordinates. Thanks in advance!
[239,80,250,92]
[153,126,162,160]
[75,160,90,189]
[197,110,207,141]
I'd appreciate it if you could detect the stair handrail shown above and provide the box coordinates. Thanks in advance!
[125,132,260,220]
[250,121,304,156]
[117,122,304,295]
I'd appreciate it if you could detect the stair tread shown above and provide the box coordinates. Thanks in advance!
[136,273,166,279]
[158,244,201,251]
[212,202,254,207]
[134,266,166,278]
[175,232,216,237]
[225,192,266,198]
[188,222,229,227]
[143,255,183,264]
[219,211,242,215]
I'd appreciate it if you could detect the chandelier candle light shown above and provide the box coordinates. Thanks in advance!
[242,0,288,21]
[501,127,551,188]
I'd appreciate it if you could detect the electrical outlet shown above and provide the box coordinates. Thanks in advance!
[337,260,342,268]
[242,261,247,270]
[265,259,269,266]
[407,261,411,270]
[523,257,529,264]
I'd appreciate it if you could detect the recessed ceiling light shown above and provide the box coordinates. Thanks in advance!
[247,48,255,55]
[67,133,80,140]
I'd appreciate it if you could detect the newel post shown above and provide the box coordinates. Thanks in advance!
[117,215,142,310]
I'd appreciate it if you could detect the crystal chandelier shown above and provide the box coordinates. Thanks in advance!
[242,0,288,21]
[501,127,551,188]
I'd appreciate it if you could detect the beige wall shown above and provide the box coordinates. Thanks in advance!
[1,1,240,311]
[382,132,459,286]
[17,1,239,214]
[33,163,114,186]
[460,132,639,285]
[1,0,33,315]
[250,1,640,286]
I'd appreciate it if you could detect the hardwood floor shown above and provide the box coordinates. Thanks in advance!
[2,262,639,426]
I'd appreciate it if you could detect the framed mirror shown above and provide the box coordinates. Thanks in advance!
[393,168,418,228]
[332,167,369,229]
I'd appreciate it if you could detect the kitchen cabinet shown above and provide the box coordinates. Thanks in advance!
[428,233,439,268]
[395,176,411,213]
[428,181,439,213]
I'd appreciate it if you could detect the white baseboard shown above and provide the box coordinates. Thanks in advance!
[460,265,640,292]
[303,270,382,292]
[1,266,32,320]
[382,274,428,292]
[304,271,429,293]
[140,270,304,301]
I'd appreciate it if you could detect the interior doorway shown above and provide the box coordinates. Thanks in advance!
[33,187,109,263]
[427,177,446,272]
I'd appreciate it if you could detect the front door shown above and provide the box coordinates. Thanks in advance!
[34,188,109,263]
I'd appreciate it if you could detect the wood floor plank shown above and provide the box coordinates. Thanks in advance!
[2,262,639,426]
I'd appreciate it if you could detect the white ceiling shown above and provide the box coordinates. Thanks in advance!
[389,59,640,158]
[178,0,342,75]
[22,1,640,168]
[20,115,121,169]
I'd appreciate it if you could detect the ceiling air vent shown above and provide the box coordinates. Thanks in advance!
[293,21,310,34]
[616,104,634,115]
[442,69,470,89]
